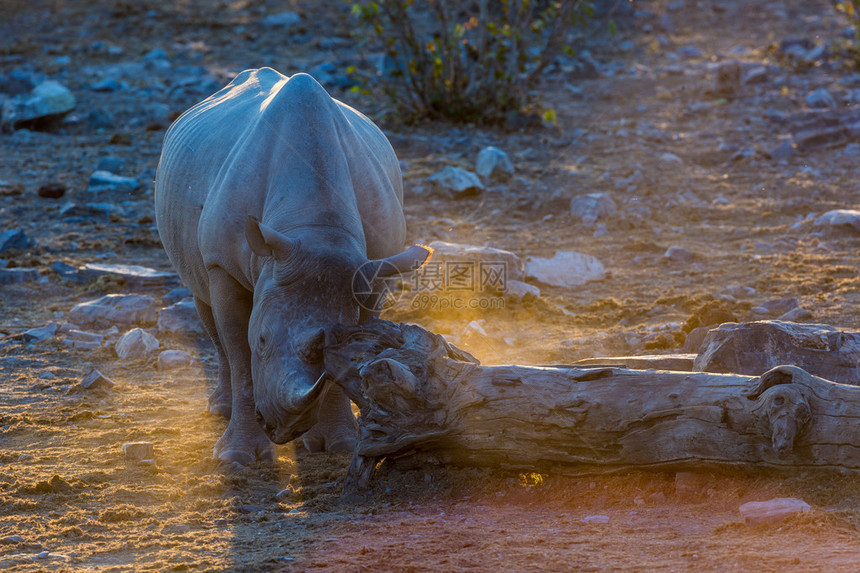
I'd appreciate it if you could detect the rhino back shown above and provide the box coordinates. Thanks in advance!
[155,69,405,300]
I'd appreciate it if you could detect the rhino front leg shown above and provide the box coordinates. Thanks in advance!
[194,296,232,419]
[301,384,358,453]
[207,268,276,465]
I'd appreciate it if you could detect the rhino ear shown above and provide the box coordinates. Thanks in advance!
[245,216,299,260]
[374,244,433,277]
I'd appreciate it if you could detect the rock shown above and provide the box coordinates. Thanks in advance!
[115,328,159,360]
[87,170,140,193]
[752,297,799,318]
[82,263,178,288]
[0,535,24,544]
[677,45,702,59]
[805,88,836,109]
[157,350,193,371]
[813,209,860,233]
[65,330,105,344]
[581,515,610,524]
[1,80,76,129]
[505,279,540,301]
[674,471,711,497]
[743,65,768,85]
[569,192,617,225]
[693,321,860,384]
[779,306,813,322]
[51,261,98,284]
[427,166,484,198]
[475,146,514,181]
[37,182,67,198]
[96,156,126,173]
[21,322,58,343]
[766,140,796,161]
[574,354,696,371]
[163,287,193,306]
[0,228,33,252]
[659,152,683,164]
[0,267,40,284]
[426,241,524,283]
[89,78,120,92]
[122,442,154,460]
[69,294,158,329]
[664,246,696,263]
[262,11,301,28]
[62,338,100,351]
[739,498,810,525]
[88,108,115,129]
[79,369,115,390]
[714,60,742,97]
[683,325,712,353]
[524,251,605,287]
[157,299,205,336]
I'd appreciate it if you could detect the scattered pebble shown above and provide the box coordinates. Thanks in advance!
[581,515,610,524]
[37,182,67,198]
[427,166,485,198]
[805,87,836,109]
[79,369,115,390]
[0,228,33,252]
[0,267,40,284]
[69,294,158,329]
[475,146,514,181]
[525,251,605,287]
[1,80,76,130]
[21,322,59,343]
[157,299,205,336]
[87,170,141,193]
[569,192,617,225]
[157,349,193,371]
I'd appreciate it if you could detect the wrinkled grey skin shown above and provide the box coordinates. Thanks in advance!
[154,69,429,464]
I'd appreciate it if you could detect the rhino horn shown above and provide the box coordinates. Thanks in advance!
[373,244,433,277]
[245,215,300,260]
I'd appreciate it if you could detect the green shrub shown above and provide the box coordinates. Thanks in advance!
[349,0,593,124]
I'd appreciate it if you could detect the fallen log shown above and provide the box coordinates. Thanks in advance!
[323,319,860,493]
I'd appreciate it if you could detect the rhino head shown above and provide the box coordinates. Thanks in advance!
[244,216,429,444]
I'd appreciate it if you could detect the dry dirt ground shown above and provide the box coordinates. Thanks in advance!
[2,0,860,571]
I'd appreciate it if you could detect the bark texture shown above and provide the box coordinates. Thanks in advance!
[323,319,860,492]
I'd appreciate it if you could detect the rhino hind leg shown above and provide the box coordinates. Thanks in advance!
[301,385,358,453]
[206,269,276,465]
[194,297,232,419]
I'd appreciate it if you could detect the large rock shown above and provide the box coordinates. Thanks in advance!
[524,251,605,288]
[82,263,178,288]
[157,299,205,336]
[425,242,524,290]
[115,328,159,360]
[693,321,860,384]
[1,80,76,129]
[68,294,158,329]
[427,166,484,198]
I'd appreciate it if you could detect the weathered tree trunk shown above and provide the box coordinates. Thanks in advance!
[323,319,860,493]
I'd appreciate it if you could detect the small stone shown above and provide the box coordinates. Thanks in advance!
[90,78,120,92]
[62,339,101,351]
[714,60,742,97]
[1,80,76,129]
[664,246,697,263]
[813,209,860,233]
[0,228,33,252]
[239,504,266,514]
[87,170,140,193]
[65,330,104,344]
[69,294,158,328]
[1,535,24,544]
[96,156,126,173]
[659,152,683,164]
[505,279,540,301]
[581,515,610,524]
[115,328,159,360]
[21,322,59,343]
[677,45,702,59]
[752,297,798,317]
[806,88,837,109]
[80,369,115,390]
[38,551,50,559]
[778,306,813,321]
[766,140,796,161]
[262,11,301,28]
[122,442,154,460]
[88,108,115,129]
[569,192,617,225]
[163,287,193,306]
[37,182,67,198]
[157,350,193,371]
[739,498,810,525]
[0,267,40,284]
[157,299,205,336]
[524,251,605,287]
[143,48,169,60]
[475,146,514,181]
[427,166,485,198]
[743,66,768,85]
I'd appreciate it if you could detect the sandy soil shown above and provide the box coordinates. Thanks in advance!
[1,0,860,570]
